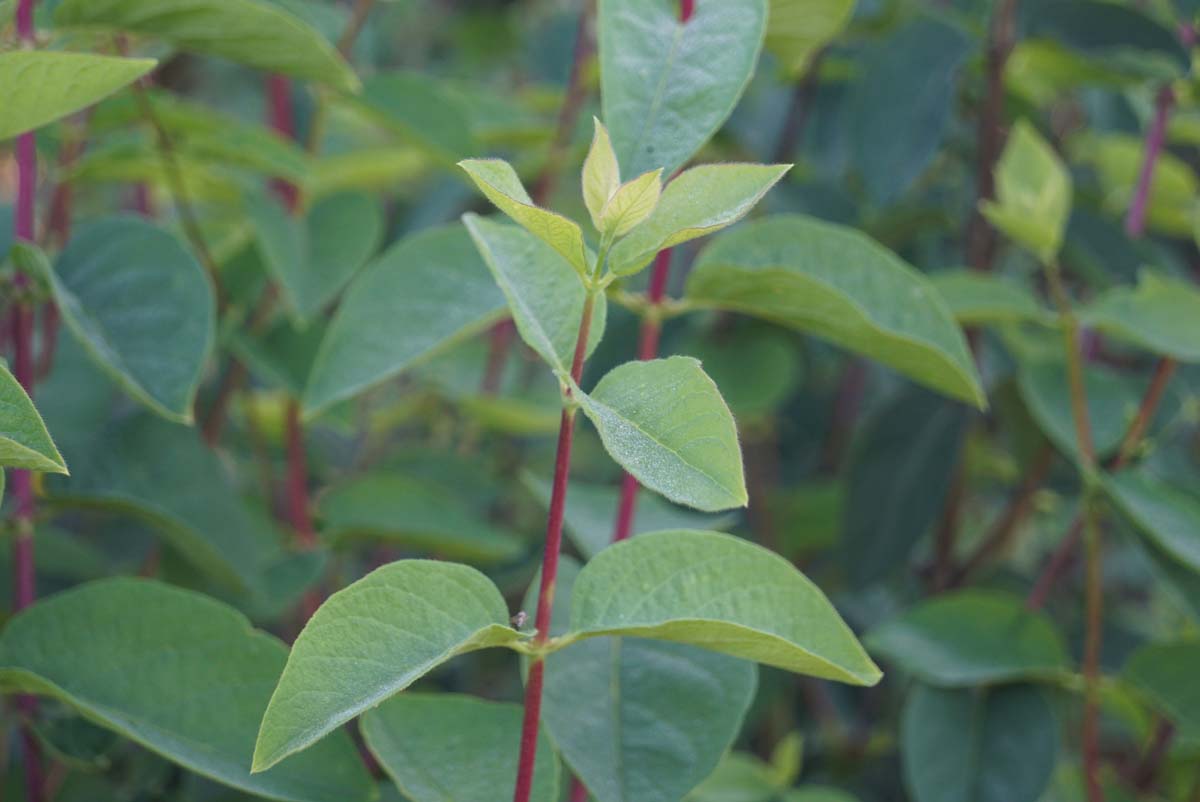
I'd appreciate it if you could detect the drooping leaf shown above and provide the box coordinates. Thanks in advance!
[599,168,664,239]
[865,591,1071,686]
[319,473,525,563]
[252,560,523,772]
[607,164,791,277]
[901,683,1059,802]
[462,214,606,375]
[54,0,359,91]
[44,218,215,422]
[576,357,747,512]
[980,120,1072,265]
[849,17,971,204]
[362,694,560,802]
[687,215,984,407]
[1081,271,1200,362]
[0,578,374,802]
[1104,467,1200,574]
[583,117,622,230]
[842,388,969,585]
[357,71,477,163]
[0,51,155,141]
[765,0,855,77]
[303,225,506,415]
[599,0,768,177]
[930,270,1050,326]
[566,529,882,684]
[458,159,590,278]
[1122,640,1200,739]
[0,361,67,474]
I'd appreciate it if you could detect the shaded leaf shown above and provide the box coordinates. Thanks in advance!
[1073,132,1197,236]
[930,270,1050,326]
[1027,0,1190,81]
[765,0,855,77]
[1123,640,1200,739]
[1104,467,1200,574]
[1081,271,1200,363]
[357,71,477,163]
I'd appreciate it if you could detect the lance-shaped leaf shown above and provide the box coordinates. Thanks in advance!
[44,217,215,423]
[931,270,1050,326]
[576,357,746,512]
[458,159,590,278]
[1081,271,1200,362]
[981,120,1072,265]
[1123,640,1200,739]
[583,118,621,229]
[303,225,505,415]
[686,215,984,407]
[0,579,373,802]
[252,560,523,772]
[1104,467,1200,574]
[608,164,790,277]
[0,362,67,474]
[54,0,358,91]
[362,694,561,802]
[463,214,606,376]
[865,591,1070,686]
[599,0,767,177]
[600,169,663,238]
[566,530,881,685]
[765,0,855,77]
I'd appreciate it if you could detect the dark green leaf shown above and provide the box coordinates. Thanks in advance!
[1081,271,1200,363]
[357,71,477,164]
[1027,0,1190,81]
[1122,640,1200,739]
[1104,467,1200,574]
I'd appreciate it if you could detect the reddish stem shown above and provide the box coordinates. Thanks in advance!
[680,0,695,20]
[285,400,316,549]
[267,75,300,210]
[1125,86,1175,239]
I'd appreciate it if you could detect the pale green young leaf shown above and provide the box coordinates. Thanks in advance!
[44,217,215,423]
[930,270,1051,326]
[567,530,882,685]
[1081,271,1200,362]
[600,168,663,238]
[0,51,156,142]
[583,117,621,230]
[0,579,373,802]
[1104,467,1200,574]
[363,694,560,802]
[462,214,606,376]
[608,163,790,277]
[577,357,746,512]
[980,120,1072,265]
[686,215,984,408]
[765,0,855,76]
[252,560,522,772]
[458,158,590,278]
[865,590,1070,686]
[54,0,358,91]
[1123,640,1200,739]
[0,362,67,474]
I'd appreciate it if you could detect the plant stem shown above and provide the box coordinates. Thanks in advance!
[513,293,597,802]
[772,49,824,164]
[336,0,377,57]
[1046,268,1095,469]
[1125,85,1174,239]
[1110,357,1175,467]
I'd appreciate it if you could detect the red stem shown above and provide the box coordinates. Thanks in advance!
[1125,86,1175,239]
[267,75,300,210]
[285,400,316,549]
[680,0,695,20]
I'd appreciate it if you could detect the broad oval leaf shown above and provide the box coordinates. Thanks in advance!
[765,0,855,77]
[577,356,747,512]
[930,270,1050,326]
[567,529,882,685]
[608,164,790,277]
[48,217,215,422]
[252,560,522,772]
[902,683,1059,802]
[463,214,606,376]
[1104,467,1200,574]
[599,0,767,177]
[1122,640,1200,739]
[54,0,358,91]
[357,71,477,164]
[687,215,984,407]
[1081,271,1200,363]
[0,578,373,802]
[303,225,505,415]
[362,694,560,802]
[0,362,67,474]
[865,590,1070,686]
[0,51,156,141]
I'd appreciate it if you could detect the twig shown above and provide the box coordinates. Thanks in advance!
[772,49,825,164]
[336,0,377,57]
[1125,86,1175,239]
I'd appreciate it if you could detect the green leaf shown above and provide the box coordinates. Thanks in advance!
[356,71,477,164]
[583,118,621,230]
[930,270,1050,326]
[686,753,779,802]
[458,159,590,278]
[576,357,747,512]
[1081,271,1200,363]
[1104,467,1200,574]
[566,529,882,684]
[54,0,358,91]
[252,560,523,772]
[303,225,505,415]
[1123,640,1200,739]
[687,325,803,421]
[0,578,374,802]
[362,694,560,802]
[783,789,860,802]
[902,683,1059,802]
[865,590,1070,686]
[980,120,1072,265]
[599,0,768,177]
[842,388,969,585]
[600,169,663,238]
[849,17,971,204]
[1073,132,1197,236]
[0,362,67,474]
[686,215,984,407]
[1028,0,1190,81]
[462,214,606,376]
[608,164,790,277]
[45,217,215,422]
[765,0,855,76]
[0,51,156,141]
[319,473,525,563]
[229,318,326,397]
